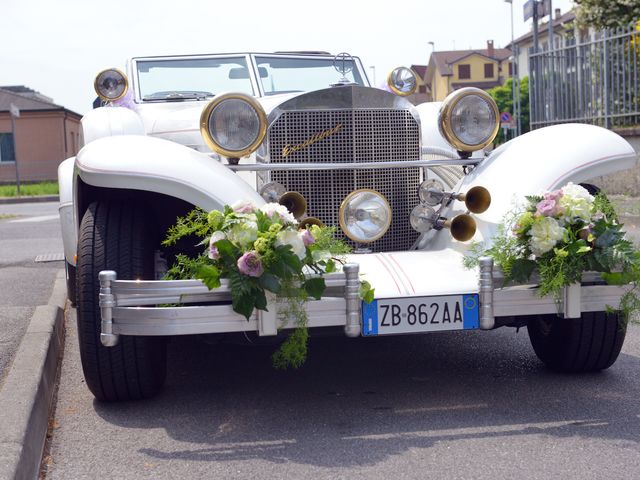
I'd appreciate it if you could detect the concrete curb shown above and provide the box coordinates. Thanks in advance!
[0,196,59,205]
[0,270,66,480]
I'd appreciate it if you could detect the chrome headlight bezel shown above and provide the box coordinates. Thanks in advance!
[339,189,392,243]
[387,66,418,97]
[199,92,267,158]
[94,68,128,102]
[438,87,500,152]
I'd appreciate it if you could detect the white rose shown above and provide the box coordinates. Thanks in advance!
[260,202,297,224]
[529,216,565,256]
[275,229,306,260]
[559,183,593,222]
[561,182,593,202]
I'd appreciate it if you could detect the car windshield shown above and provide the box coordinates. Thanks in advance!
[135,56,254,101]
[254,56,366,95]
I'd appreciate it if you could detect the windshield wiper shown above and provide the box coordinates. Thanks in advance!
[143,91,214,102]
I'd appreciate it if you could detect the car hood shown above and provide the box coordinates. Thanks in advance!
[137,92,303,152]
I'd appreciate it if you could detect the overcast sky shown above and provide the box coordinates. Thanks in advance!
[1,0,574,115]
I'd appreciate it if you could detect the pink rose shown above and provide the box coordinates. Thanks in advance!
[237,251,264,277]
[544,189,563,202]
[208,231,226,260]
[232,200,255,214]
[536,199,559,217]
[301,229,315,246]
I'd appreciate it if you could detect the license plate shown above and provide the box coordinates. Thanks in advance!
[361,294,479,336]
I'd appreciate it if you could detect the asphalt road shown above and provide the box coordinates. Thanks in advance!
[46,306,640,480]
[0,201,63,386]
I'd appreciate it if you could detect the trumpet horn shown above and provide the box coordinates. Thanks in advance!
[278,191,307,219]
[299,217,324,229]
[443,214,477,242]
[455,186,491,214]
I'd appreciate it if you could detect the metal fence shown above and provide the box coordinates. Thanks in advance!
[530,23,640,129]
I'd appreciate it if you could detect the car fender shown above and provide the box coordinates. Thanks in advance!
[82,106,145,144]
[58,157,77,265]
[428,123,637,251]
[75,134,265,216]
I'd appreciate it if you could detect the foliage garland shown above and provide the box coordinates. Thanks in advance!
[163,201,374,368]
[465,183,640,320]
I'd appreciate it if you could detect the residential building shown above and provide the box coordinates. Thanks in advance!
[0,86,82,183]
[424,41,513,102]
[407,64,430,105]
[508,9,577,77]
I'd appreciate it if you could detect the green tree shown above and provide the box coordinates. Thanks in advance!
[488,76,530,144]
[574,0,640,29]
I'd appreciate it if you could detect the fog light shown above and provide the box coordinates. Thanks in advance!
[259,182,286,203]
[339,189,392,243]
[410,205,436,232]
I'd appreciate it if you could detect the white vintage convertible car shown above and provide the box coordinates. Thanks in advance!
[58,52,637,401]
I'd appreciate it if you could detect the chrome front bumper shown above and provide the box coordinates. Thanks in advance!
[98,258,629,347]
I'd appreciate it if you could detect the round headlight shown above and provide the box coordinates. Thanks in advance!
[200,93,267,158]
[387,67,418,96]
[94,68,128,102]
[438,87,499,152]
[339,189,392,243]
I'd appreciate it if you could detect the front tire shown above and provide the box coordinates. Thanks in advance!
[527,311,626,372]
[76,201,166,401]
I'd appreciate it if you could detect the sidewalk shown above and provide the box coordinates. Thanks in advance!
[0,271,66,480]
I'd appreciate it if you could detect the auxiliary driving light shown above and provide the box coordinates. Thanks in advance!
[94,68,128,102]
[339,189,392,243]
[387,67,418,96]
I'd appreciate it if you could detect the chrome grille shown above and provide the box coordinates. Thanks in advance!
[267,109,421,252]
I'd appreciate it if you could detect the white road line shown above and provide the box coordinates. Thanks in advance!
[9,214,59,223]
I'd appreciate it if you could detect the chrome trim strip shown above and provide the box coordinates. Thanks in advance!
[230,158,481,172]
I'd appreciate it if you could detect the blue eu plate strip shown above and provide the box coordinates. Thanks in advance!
[361,300,378,336]
[462,294,479,329]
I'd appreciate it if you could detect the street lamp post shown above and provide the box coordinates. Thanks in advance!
[504,0,518,138]
[428,41,435,101]
[369,66,376,86]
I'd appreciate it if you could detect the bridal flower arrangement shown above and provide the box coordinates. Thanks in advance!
[163,201,374,368]
[465,183,640,316]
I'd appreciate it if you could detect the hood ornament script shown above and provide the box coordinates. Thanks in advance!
[281,123,343,158]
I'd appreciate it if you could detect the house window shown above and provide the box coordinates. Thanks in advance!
[0,133,16,162]
[458,64,470,79]
[484,63,494,78]
[419,85,427,94]
[508,61,513,76]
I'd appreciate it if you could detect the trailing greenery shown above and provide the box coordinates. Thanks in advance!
[0,181,59,197]
[465,185,640,321]
[164,202,374,368]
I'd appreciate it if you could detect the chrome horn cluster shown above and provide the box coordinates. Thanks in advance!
[410,179,491,242]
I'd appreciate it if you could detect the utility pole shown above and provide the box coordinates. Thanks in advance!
[505,0,517,139]
[428,41,436,101]
[9,103,21,196]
